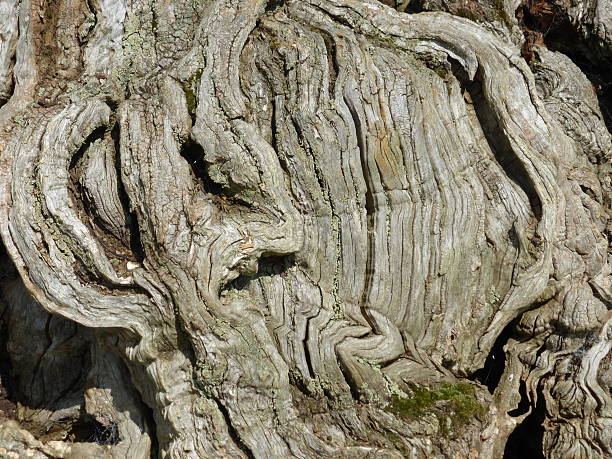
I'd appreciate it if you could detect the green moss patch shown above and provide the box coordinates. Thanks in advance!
[180,69,203,117]
[387,383,486,436]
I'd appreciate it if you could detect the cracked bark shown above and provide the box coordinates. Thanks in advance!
[0,0,609,457]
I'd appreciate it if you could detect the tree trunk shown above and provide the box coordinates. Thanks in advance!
[0,0,609,457]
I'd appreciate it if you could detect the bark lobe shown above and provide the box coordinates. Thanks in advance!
[0,0,609,458]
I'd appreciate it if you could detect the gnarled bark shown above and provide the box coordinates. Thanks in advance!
[0,0,609,457]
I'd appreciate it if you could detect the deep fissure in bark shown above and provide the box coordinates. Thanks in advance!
[504,387,546,458]
[212,398,256,459]
[0,54,15,108]
[179,139,256,213]
[265,0,287,13]
[225,255,296,292]
[0,306,17,422]
[108,124,146,264]
[179,140,224,196]
[321,32,339,99]
[516,0,612,131]
[0,245,96,441]
[68,125,143,273]
[454,62,543,221]
[142,398,159,459]
[471,318,518,393]
[507,380,530,417]
[69,415,120,445]
[69,126,106,170]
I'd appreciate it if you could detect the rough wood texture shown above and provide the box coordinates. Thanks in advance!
[0,0,609,457]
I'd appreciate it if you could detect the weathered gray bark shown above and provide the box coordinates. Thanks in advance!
[0,0,609,457]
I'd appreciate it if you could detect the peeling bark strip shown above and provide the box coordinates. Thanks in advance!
[0,0,610,457]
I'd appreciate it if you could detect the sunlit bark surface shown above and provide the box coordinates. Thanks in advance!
[0,0,609,457]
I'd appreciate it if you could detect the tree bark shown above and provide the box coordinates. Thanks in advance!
[0,0,609,457]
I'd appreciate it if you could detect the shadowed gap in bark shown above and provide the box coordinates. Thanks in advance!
[179,139,254,211]
[143,401,159,458]
[470,317,518,393]
[211,399,255,459]
[0,243,92,437]
[403,0,426,13]
[0,53,15,108]
[0,354,17,422]
[69,126,106,170]
[0,287,17,422]
[179,140,223,195]
[504,387,546,458]
[507,380,530,417]
[226,255,296,291]
[41,347,90,412]
[321,31,339,99]
[111,124,146,263]
[451,60,543,219]
[301,293,316,381]
[68,125,147,282]
[69,416,120,445]
[0,244,21,421]
[265,0,286,13]
[542,47,612,133]
[516,0,612,131]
